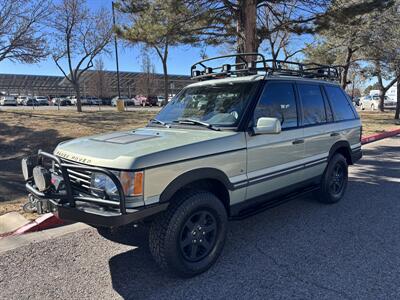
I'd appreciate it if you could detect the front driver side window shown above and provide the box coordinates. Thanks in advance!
[253,82,298,129]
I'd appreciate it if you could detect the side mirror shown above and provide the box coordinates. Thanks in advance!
[253,117,281,135]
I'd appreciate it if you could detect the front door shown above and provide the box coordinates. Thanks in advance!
[246,81,305,200]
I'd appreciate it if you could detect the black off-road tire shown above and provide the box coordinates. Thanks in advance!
[317,153,348,204]
[149,190,228,277]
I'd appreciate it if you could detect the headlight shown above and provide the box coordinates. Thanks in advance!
[90,171,143,199]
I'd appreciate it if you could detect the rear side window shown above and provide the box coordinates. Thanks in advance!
[254,82,298,129]
[324,86,356,121]
[298,84,327,125]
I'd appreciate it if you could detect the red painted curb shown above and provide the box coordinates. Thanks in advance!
[11,213,64,236]
[361,128,400,145]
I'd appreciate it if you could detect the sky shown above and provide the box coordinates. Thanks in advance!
[0,0,221,77]
[0,0,378,89]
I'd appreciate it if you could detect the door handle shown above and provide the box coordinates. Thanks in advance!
[292,139,304,145]
[330,132,340,137]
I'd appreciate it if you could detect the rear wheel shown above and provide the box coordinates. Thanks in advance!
[317,153,348,204]
[149,190,227,277]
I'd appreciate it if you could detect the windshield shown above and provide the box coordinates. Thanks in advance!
[154,81,258,127]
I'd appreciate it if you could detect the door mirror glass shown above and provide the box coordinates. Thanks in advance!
[253,117,281,135]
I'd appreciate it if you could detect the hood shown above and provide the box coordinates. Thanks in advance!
[54,127,245,169]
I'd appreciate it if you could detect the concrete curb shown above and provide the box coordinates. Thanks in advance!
[361,128,400,145]
[0,213,64,238]
[0,222,90,253]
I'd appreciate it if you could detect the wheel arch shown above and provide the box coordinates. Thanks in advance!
[328,141,353,165]
[159,168,232,213]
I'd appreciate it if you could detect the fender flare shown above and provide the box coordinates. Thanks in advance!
[159,168,232,203]
[328,140,353,164]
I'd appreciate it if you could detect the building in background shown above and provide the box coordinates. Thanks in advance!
[387,83,397,101]
[0,71,192,98]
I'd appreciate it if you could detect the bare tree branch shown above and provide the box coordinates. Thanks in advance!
[50,0,112,112]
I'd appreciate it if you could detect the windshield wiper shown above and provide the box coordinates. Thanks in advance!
[172,118,220,131]
[149,118,170,127]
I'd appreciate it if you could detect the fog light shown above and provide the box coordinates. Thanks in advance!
[21,156,36,181]
[33,166,51,192]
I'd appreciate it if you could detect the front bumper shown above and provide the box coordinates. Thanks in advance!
[32,197,168,227]
[24,150,168,228]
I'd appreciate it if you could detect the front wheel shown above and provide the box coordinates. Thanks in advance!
[317,153,348,204]
[149,190,228,277]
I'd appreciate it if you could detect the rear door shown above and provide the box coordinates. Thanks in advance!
[323,84,361,152]
[245,81,305,199]
[297,83,332,181]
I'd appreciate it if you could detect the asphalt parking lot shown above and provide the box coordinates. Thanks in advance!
[0,136,399,300]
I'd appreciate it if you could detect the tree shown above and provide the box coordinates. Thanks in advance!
[258,1,311,64]
[50,0,112,112]
[359,1,400,113]
[203,0,329,57]
[92,57,110,99]
[116,0,210,105]
[136,52,157,99]
[0,0,50,63]
[301,0,393,89]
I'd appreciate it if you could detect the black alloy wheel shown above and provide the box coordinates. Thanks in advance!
[179,210,217,262]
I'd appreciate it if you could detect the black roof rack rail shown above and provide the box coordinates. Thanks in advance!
[190,53,341,82]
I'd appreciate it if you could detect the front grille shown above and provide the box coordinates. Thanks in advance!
[54,158,93,194]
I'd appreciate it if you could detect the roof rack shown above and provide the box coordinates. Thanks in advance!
[190,53,341,82]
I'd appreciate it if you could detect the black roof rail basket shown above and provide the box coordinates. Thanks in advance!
[190,53,340,82]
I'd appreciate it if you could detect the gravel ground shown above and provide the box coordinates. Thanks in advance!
[1,136,399,300]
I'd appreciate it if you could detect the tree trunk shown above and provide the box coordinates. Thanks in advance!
[375,61,385,112]
[74,83,82,112]
[379,93,385,112]
[243,0,257,53]
[162,59,169,106]
[395,74,400,119]
[341,47,353,89]
[236,0,258,58]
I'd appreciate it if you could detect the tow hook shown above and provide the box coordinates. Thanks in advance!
[23,194,55,214]
[23,194,39,213]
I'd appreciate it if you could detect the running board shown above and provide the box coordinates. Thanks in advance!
[230,186,319,221]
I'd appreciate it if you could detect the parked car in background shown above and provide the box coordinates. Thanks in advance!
[383,97,397,109]
[144,95,158,106]
[111,96,134,106]
[69,96,89,105]
[156,96,165,106]
[23,98,39,106]
[16,96,30,105]
[0,95,17,106]
[86,96,102,105]
[51,97,71,106]
[102,98,112,105]
[133,95,146,106]
[351,97,360,106]
[360,95,396,110]
[35,96,49,106]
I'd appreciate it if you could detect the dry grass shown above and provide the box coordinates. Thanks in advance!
[0,108,398,218]
[358,110,400,136]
